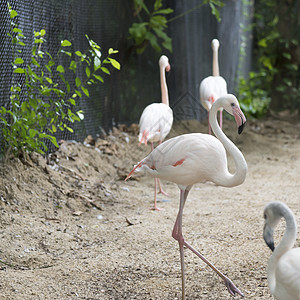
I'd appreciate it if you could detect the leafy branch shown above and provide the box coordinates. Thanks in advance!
[0,3,120,160]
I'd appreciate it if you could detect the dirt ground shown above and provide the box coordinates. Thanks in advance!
[0,116,299,300]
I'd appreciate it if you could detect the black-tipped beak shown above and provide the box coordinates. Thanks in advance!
[267,241,275,252]
[238,120,246,135]
[263,224,275,252]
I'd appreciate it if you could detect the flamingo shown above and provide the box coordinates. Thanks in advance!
[263,201,300,300]
[126,94,247,299]
[200,39,227,134]
[138,55,173,210]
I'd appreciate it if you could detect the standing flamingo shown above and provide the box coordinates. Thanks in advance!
[138,55,173,210]
[263,201,300,300]
[200,39,227,134]
[126,94,247,299]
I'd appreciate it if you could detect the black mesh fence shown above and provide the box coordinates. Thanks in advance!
[0,1,253,153]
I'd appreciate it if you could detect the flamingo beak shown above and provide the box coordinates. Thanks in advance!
[263,223,275,252]
[166,64,171,72]
[233,106,246,135]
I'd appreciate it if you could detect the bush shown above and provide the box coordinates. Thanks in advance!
[0,4,120,160]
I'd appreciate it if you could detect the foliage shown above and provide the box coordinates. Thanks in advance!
[129,0,173,54]
[239,0,300,115]
[0,4,120,159]
[238,72,271,118]
[128,0,225,54]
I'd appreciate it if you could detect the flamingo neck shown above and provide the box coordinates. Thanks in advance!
[160,65,169,106]
[209,103,247,187]
[212,48,220,76]
[267,207,297,294]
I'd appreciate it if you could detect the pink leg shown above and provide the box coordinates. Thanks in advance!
[150,178,162,211]
[172,189,244,298]
[208,112,212,135]
[157,179,168,196]
[157,140,168,196]
[149,142,163,210]
[219,110,223,129]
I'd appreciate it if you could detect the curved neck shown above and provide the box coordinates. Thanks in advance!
[209,103,247,187]
[268,209,297,293]
[212,48,220,76]
[160,65,169,106]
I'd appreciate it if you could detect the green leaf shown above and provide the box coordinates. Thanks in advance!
[101,67,110,75]
[10,10,18,19]
[75,50,83,57]
[81,86,89,97]
[40,29,46,36]
[77,110,84,120]
[14,58,24,64]
[153,8,173,15]
[68,98,76,105]
[29,129,38,137]
[85,66,91,78]
[94,56,101,70]
[108,48,119,54]
[282,52,291,60]
[56,65,65,73]
[45,77,53,84]
[60,50,72,57]
[69,60,77,72]
[13,68,25,74]
[61,40,72,47]
[93,74,104,83]
[107,58,120,70]
[75,77,81,87]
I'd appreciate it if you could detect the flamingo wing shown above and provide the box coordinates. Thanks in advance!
[275,248,300,300]
[132,133,228,187]
[139,103,173,145]
[200,76,227,111]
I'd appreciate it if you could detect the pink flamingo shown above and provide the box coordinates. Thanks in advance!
[200,39,227,134]
[138,55,173,210]
[126,94,247,299]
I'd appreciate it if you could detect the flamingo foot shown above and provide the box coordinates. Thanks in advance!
[149,206,163,211]
[158,188,169,196]
[223,277,244,297]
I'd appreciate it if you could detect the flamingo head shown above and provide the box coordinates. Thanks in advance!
[211,39,220,51]
[159,55,171,72]
[221,94,246,134]
[263,202,285,252]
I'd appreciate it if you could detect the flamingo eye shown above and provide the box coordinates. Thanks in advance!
[231,103,235,107]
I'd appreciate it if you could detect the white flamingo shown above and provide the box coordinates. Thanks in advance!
[263,201,300,300]
[126,94,247,299]
[138,55,173,210]
[200,39,227,134]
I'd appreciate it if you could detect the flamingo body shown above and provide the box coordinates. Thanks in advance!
[263,201,300,300]
[136,133,229,187]
[200,76,227,112]
[138,102,173,145]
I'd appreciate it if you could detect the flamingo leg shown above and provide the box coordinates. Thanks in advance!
[172,189,189,300]
[156,140,169,197]
[208,112,212,135]
[172,189,244,298]
[149,142,162,211]
[219,110,223,129]
[157,179,169,196]
[150,178,162,211]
